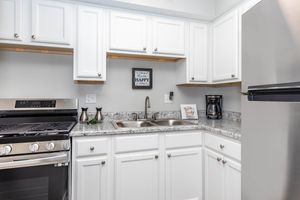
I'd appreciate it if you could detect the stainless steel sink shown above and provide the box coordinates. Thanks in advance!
[114,120,157,128]
[152,119,198,126]
[114,119,198,128]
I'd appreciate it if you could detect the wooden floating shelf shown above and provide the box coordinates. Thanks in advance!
[107,52,184,62]
[74,80,105,84]
[177,82,241,88]
[0,44,73,55]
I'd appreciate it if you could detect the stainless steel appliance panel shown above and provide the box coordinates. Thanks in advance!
[242,0,300,199]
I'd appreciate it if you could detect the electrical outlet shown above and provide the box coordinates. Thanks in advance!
[86,94,97,104]
[164,94,173,104]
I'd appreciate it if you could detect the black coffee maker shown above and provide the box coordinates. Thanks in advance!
[206,95,222,119]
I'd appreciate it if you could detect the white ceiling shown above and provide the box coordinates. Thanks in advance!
[73,0,247,20]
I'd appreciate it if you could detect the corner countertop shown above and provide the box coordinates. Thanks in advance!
[70,118,241,141]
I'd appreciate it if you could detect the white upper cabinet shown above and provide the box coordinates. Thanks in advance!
[115,152,159,200]
[31,0,72,45]
[166,148,203,200]
[153,18,185,55]
[109,11,147,53]
[75,6,106,81]
[0,0,22,41]
[212,10,239,82]
[189,23,208,82]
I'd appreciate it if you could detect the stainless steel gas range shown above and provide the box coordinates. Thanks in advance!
[0,99,78,200]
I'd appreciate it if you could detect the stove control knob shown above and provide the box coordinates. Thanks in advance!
[0,145,12,155]
[29,143,39,152]
[63,141,70,150]
[45,143,55,151]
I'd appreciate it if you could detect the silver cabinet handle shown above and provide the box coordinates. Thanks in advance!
[167,154,171,158]
[101,161,106,165]
[14,33,19,38]
[90,146,95,151]
[222,160,227,165]
[155,155,159,159]
[231,74,236,78]
[143,47,147,51]
[217,157,222,162]
[97,73,102,77]
[31,35,36,39]
[220,144,225,149]
[191,77,195,81]
[154,48,158,52]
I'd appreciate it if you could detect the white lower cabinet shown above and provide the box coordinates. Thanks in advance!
[224,159,241,200]
[204,149,241,200]
[114,152,159,200]
[75,157,108,200]
[72,132,240,200]
[166,148,202,200]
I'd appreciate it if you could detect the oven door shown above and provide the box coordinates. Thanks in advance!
[0,152,69,200]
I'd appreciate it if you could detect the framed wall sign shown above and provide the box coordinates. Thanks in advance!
[132,68,153,89]
[180,104,198,120]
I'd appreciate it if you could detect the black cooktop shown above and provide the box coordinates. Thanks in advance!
[0,121,76,137]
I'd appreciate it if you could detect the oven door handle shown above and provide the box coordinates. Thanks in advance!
[0,152,69,170]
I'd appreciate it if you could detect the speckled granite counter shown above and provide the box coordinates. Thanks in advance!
[70,118,241,141]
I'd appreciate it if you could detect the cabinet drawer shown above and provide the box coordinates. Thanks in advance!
[166,131,202,149]
[114,134,159,153]
[75,137,109,157]
[205,133,241,161]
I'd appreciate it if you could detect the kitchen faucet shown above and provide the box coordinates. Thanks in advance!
[144,96,151,119]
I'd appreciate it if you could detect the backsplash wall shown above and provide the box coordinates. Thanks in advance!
[0,51,241,112]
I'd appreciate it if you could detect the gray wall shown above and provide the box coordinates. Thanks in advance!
[0,51,241,112]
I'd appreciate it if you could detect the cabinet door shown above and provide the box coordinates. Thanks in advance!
[212,10,239,82]
[189,23,208,82]
[75,157,107,200]
[31,0,72,45]
[205,149,225,200]
[75,6,105,80]
[166,148,203,200]
[153,18,185,55]
[0,0,22,41]
[115,152,159,200]
[224,158,241,200]
[110,11,147,53]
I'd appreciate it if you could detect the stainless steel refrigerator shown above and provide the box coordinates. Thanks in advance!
[242,0,300,199]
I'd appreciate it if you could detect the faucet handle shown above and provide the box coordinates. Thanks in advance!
[152,112,159,120]
[132,113,139,121]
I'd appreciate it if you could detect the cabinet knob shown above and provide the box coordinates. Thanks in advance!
[155,155,159,159]
[97,73,102,77]
[14,33,19,38]
[101,161,106,165]
[31,35,36,40]
[222,160,227,165]
[231,74,236,78]
[154,48,158,52]
[90,146,95,151]
[191,77,195,81]
[143,47,147,51]
[167,154,171,158]
[220,144,225,149]
[217,157,222,162]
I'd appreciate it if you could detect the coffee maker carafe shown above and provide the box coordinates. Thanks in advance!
[206,95,222,119]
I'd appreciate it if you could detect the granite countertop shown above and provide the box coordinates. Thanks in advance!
[70,118,241,141]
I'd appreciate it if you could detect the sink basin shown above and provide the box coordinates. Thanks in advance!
[152,119,198,126]
[114,119,198,128]
[115,121,157,128]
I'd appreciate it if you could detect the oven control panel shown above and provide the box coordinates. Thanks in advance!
[15,100,56,108]
[0,140,70,156]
